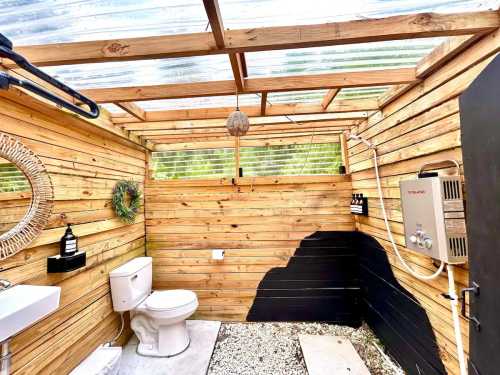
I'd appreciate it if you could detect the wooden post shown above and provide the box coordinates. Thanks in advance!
[340,132,350,174]
[146,150,155,181]
[234,135,241,184]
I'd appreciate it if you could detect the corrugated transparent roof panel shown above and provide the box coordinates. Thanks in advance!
[218,0,499,29]
[245,38,444,78]
[1,0,498,94]
[337,86,391,100]
[138,94,261,111]
[1,0,209,45]
[40,55,233,89]
[267,90,328,104]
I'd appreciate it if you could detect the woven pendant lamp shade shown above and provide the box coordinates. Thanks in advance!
[226,109,250,136]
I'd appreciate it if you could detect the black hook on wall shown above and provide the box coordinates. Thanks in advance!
[0,33,100,119]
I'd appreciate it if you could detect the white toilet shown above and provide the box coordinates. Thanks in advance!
[109,257,198,357]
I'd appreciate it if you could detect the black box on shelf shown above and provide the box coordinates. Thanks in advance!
[47,251,86,273]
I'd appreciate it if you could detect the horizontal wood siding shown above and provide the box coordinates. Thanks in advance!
[0,91,147,374]
[145,175,354,321]
[347,30,500,375]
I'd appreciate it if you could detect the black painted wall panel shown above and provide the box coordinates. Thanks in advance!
[357,233,446,375]
[246,230,446,374]
[247,231,362,326]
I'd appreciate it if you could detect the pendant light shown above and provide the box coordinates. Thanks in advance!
[226,91,250,136]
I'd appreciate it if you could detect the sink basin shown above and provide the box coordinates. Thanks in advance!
[0,285,61,342]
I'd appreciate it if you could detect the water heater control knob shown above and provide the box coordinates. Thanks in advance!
[423,238,433,249]
[409,235,418,244]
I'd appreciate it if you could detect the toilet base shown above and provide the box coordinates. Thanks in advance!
[135,320,191,357]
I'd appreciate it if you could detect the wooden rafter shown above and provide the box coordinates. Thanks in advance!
[131,121,357,137]
[202,0,225,49]
[378,32,492,108]
[111,99,378,122]
[118,113,368,130]
[203,0,245,91]
[11,10,499,67]
[114,102,145,121]
[229,53,245,92]
[260,92,267,116]
[82,68,415,102]
[416,34,485,78]
[239,53,248,77]
[321,89,340,109]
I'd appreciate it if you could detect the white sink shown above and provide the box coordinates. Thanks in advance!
[0,285,61,342]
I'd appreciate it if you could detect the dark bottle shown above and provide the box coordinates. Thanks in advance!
[60,223,78,257]
[351,194,356,206]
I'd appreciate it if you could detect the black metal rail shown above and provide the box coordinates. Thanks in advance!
[0,33,100,119]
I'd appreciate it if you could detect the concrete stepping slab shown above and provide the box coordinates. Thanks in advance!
[299,334,370,375]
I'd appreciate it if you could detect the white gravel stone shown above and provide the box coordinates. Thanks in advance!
[208,322,400,375]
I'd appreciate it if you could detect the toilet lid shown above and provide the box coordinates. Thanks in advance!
[145,290,197,311]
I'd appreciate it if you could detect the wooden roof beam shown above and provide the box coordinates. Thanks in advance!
[114,102,146,121]
[203,0,245,91]
[202,0,225,48]
[416,34,486,78]
[378,33,489,108]
[134,123,356,137]
[117,113,368,129]
[321,88,340,109]
[260,92,267,116]
[229,53,245,92]
[82,67,415,103]
[112,99,378,122]
[11,10,499,67]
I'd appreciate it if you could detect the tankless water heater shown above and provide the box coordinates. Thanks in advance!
[400,173,467,264]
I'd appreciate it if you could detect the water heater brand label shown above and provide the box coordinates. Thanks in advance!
[407,190,426,195]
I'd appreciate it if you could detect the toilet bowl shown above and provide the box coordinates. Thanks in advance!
[131,290,198,356]
[109,257,198,357]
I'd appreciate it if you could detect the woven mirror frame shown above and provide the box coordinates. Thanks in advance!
[0,133,54,260]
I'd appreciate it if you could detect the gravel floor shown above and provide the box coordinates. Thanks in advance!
[207,322,401,375]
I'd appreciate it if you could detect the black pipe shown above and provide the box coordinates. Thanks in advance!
[0,33,100,119]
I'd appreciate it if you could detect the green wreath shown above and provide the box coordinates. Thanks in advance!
[112,181,141,223]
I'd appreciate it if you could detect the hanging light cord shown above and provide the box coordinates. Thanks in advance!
[255,93,318,174]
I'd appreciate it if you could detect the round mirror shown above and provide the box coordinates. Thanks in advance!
[0,133,53,260]
[0,158,32,235]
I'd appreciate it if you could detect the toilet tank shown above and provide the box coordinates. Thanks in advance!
[109,257,152,312]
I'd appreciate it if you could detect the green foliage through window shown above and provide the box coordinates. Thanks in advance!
[152,143,342,180]
[152,148,235,180]
[240,143,342,177]
[0,163,30,192]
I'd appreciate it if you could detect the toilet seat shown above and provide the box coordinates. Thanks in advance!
[144,290,197,312]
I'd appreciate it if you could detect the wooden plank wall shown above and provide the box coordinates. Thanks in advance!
[0,91,147,374]
[145,175,354,321]
[347,30,500,375]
